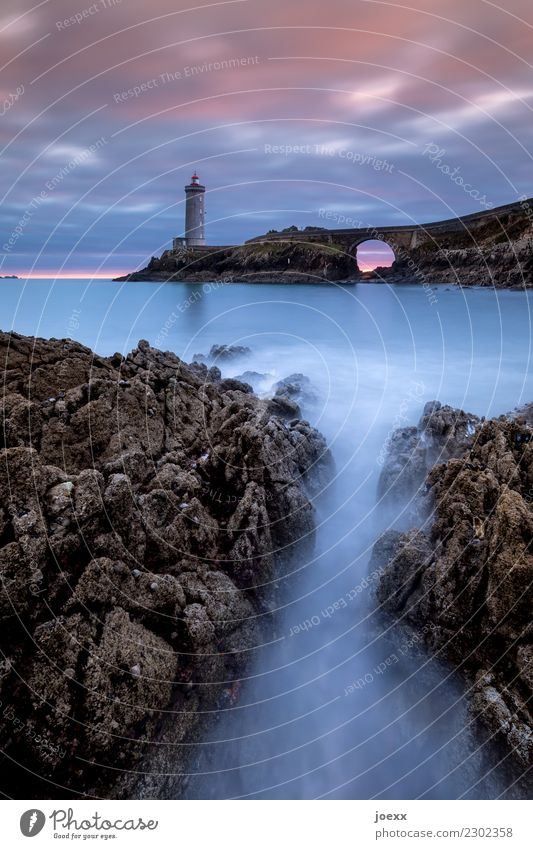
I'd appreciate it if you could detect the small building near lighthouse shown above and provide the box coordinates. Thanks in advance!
[174,172,206,249]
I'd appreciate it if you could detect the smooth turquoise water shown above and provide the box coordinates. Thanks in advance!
[2,278,532,799]
[3,278,532,419]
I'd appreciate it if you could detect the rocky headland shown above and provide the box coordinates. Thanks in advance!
[114,241,356,284]
[0,330,331,798]
[388,214,533,288]
[115,200,533,288]
[372,401,533,769]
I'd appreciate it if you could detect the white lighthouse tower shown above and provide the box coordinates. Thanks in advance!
[184,172,206,247]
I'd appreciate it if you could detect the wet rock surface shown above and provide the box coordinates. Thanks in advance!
[0,330,331,798]
[273,373,319,407]
[372,407,533,769]
[193,343,252,364]
[378,400,480,511]
[265,373,320,421]
[233,371,272,392]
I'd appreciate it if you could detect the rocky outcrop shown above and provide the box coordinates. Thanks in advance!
[0,331,331,798]
[378,400,479,509]
[391,242,533,289]
[372,409,533,768]
[265,373,320,421]
[193,343,252,364]
[389,208,533,289]
[114,241,356,283]
[114,200,533,287]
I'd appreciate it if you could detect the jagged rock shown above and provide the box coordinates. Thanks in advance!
[234,371,271,392]
[271,374,318,419]
[372,528,433,615]
[394,237,533,288]
[208,344,251,362]
[373,410,533,768]
[272,373,319,407]
[193,344,251,365]
[266,394,301,420]
[218,377,253,394]
[0,330,332,798]
[114,241,356,284]
[377,400,479,507]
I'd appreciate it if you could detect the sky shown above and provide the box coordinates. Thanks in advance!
[1,0,533,276]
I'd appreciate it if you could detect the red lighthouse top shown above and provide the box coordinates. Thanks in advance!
[191,172,200,184]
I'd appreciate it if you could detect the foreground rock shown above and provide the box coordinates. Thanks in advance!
[273,373,319,407]
[266,373,320,421]
[372,407,533,768]
[0,331,331,798]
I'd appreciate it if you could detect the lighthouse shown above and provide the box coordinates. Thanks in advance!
[184,172,206,247]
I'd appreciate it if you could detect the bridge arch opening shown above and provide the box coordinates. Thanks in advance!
[353,239,395,273]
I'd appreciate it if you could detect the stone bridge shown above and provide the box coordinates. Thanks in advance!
[246,199,527,260]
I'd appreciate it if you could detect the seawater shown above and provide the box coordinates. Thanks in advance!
[2,277,532,799]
